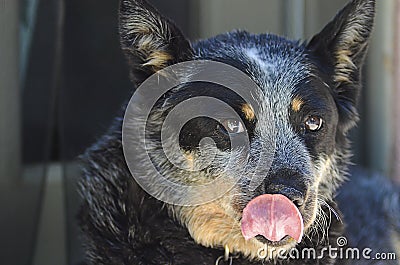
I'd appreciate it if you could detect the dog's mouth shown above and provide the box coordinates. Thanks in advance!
[255,235,295,247]
[240,194,304,244]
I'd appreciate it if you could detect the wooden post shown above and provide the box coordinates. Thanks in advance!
[367,0,396,177]
[283,0,305,40]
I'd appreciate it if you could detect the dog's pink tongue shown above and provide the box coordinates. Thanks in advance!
[241,194,304,243]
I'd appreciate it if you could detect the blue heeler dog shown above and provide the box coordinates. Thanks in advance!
[78,0,400,264]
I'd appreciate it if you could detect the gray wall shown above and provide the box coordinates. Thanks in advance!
[0,0,21,185]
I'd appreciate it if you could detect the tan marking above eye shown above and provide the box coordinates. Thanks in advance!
[241,103,255,121]
[291,97,304,112]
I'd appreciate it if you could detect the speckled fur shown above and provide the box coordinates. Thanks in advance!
[78,0,399,264]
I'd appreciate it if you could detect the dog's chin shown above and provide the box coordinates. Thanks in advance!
[249,236,299,261]
[255,235,297,247]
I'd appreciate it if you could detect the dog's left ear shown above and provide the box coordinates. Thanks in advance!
[119,0,193,86]
[307,0,375,132]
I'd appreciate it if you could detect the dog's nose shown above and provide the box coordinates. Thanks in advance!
[262,174,307,208]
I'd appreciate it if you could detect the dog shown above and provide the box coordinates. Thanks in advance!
[78,0,400,264]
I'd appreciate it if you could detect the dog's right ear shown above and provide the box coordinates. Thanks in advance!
[119,0,193,85]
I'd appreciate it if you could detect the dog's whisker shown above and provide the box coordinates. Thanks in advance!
[318,196,341,222]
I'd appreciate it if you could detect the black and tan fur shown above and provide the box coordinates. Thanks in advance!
[79,0,400,264]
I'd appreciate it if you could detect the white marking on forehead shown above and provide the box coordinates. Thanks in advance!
[243,46,306,95]
[242,47,303,144]
[245,47,276,73]
[243,46,294,109]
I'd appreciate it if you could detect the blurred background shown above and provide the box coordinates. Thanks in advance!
[0,0,399,264]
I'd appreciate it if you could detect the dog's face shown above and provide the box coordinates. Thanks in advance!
[120,0,375,260]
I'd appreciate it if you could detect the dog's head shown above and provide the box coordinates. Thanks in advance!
[119,0,375,260]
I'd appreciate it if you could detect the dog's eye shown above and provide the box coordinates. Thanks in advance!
[305,116,323,131]
[221,119,245,134]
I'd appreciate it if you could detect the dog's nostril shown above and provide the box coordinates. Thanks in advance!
[263,181,306,208]
[280,187,305,208]
[293,197,305,207]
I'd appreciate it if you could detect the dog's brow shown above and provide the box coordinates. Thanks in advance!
[241,103,255,121]
[291,96,304,112]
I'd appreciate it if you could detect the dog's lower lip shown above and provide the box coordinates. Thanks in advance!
[255,235,293,246]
